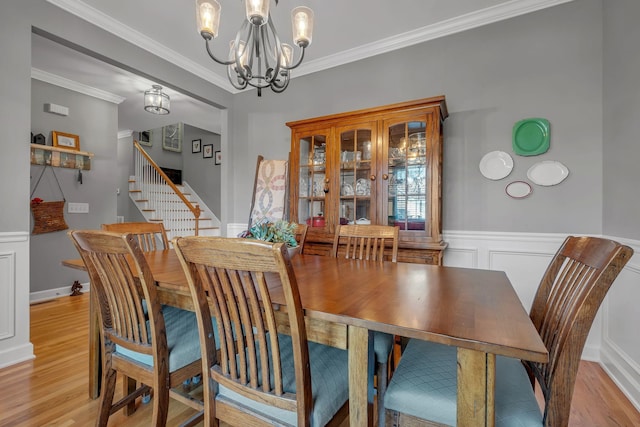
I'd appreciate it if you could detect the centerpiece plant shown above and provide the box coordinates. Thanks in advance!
[244,219,299,248]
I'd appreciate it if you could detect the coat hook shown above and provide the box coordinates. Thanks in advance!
[77,169,83,184]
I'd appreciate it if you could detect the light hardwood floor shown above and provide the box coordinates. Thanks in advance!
[0,293,639,426]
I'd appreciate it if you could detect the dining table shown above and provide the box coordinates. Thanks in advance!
[63,250,548,427]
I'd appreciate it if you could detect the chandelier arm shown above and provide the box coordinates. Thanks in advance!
[204,39,234,66]
[270,74,290,93]
[282,46,306,71]
[264,17,283,82]
[227,65,249,90]
[234,21,254,81]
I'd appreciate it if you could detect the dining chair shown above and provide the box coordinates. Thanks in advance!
[101,221,170,251]
[173,236,350,427]
[294,222,309,253]
[384,235,633,427]
[331,223,400,426]
[68,230,203,427]
[332,224,399,262]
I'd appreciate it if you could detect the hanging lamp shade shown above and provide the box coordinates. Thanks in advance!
[144,85,170,115]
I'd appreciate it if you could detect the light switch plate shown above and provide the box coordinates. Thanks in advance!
[68,202,89,213]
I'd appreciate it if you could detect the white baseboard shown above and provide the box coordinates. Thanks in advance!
[227,223,247,238]
[0,343,34,369]
[30,282,91,304]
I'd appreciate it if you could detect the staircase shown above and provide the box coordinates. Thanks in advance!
[129,141,221,240]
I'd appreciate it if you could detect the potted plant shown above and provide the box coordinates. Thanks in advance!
[242,219,300,257]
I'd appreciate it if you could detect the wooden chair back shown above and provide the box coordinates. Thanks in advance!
[69,230,163,354]
[526,236,633,426]
[173,237,313,426]
[294,223,309,253]
[332,224,399,262]
[101,221,169,252]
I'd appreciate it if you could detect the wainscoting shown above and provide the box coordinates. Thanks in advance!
[0,232,33,369]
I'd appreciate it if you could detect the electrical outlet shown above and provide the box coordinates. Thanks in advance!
[68,202,89,213]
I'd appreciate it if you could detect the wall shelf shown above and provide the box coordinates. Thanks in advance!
[30,144,93,170]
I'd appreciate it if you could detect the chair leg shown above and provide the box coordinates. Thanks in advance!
[151,380,170,426]
[377,360,388,427]
[97,366,117,427]
[123,375,137,415]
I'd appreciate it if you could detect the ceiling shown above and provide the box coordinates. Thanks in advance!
[33,0,573,134]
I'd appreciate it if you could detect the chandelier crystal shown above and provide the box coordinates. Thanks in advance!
[144,85,170,115]
[196,0,314,96]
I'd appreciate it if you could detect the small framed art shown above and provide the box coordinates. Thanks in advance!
[138,130,152,147]
[215,151,221,165]
[162,123,183,152]
[192,139,201,153]
[203,144,213,158]
[52,131,80,151]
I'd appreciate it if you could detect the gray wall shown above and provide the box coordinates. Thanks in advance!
[0,1,31,233]
[183,125,222,218]
[603,0,640,240]
[30,79,118,293]
[228,0,604,235]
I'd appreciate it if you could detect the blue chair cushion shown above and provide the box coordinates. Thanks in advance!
[384,339,543,427]
[217,333,349,427]
[116,305,215,372]
[373,331,394,363]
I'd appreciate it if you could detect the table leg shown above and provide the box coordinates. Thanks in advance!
[348,325,374,427]
[89,290,100,399]
[457,348,496,427]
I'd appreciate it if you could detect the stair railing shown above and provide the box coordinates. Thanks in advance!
[133,140,201,236]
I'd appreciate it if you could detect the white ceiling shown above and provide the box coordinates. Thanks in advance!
[33,0,573,134]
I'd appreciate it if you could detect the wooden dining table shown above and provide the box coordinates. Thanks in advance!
[63,251,548,427]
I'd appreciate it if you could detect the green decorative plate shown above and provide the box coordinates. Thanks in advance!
[512,118,550,156]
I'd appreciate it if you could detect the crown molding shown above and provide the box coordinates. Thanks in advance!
[118,130,134,139]
[46,0,236,93]
[295,0,575,77]
[31,68,126,104]
[47,0,574,91]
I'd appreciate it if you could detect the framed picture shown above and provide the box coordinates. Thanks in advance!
[203,144,213,158]
[138,130,152,147]
[162,123,183,152]
[192,139,201,153]
[215,151,222,165]
[52,131,80,151]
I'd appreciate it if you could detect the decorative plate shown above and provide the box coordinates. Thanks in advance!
[479,150,514,180]
[512,118,550,156]
[505,181,532,199]
[527,161,569,186]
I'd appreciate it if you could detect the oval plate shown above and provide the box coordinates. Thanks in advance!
[505,181,532,199]
[479,150,513,180]
[513,118,550,156]
[527,161,569,186]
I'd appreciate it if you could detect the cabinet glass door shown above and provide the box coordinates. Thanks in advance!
[387,120,429,232]
[338,126,374,225]
[297,134,327,228]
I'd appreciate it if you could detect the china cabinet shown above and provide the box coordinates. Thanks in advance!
[287,96,448,264]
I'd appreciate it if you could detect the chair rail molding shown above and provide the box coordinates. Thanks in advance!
[0,231,33,369]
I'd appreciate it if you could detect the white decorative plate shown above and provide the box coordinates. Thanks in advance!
[527,161,569,186]
[505,181,532,199]
[479,151,513,180]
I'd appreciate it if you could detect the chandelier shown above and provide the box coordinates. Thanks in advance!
[196,0,314,96]
[144,85,170,114]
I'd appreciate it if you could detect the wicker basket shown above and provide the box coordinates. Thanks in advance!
[31,200,69,234]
